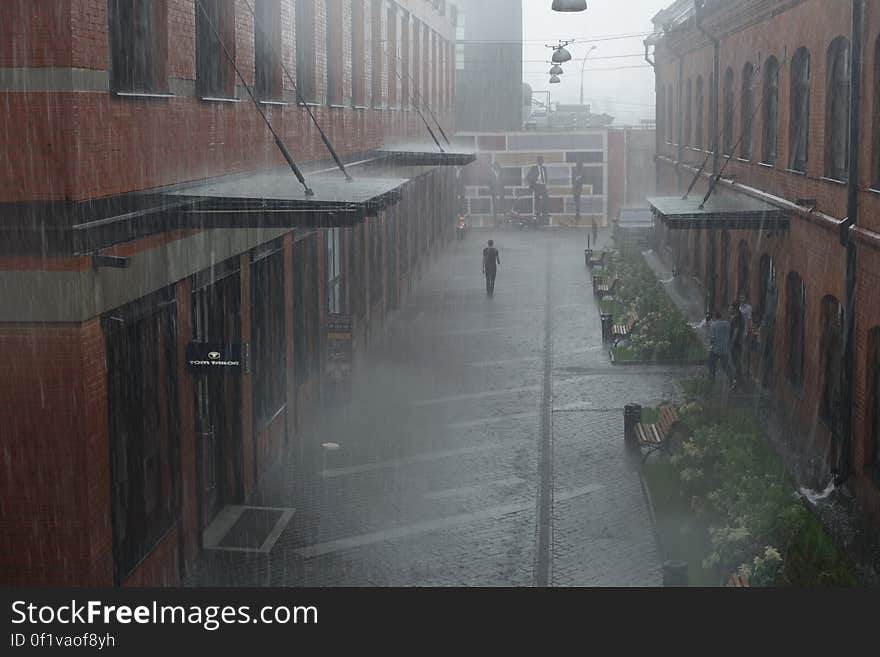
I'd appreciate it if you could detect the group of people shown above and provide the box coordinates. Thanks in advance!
[707,296,754,389]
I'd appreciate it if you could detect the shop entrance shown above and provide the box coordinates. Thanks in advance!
[192,268,243,535]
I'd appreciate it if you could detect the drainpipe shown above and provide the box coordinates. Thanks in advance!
[645,39,661,193]
[838,0,864,486]
[695,1,720,313]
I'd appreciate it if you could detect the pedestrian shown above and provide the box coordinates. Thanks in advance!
[526,155,550,222]
[482,239,501,297]
[708,310,735,385]
[489,160,504,222]
[729,302,744,385]
[572,160,585,221]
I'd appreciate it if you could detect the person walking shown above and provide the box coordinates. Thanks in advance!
[708,310,735,386]
[572,160,585,221]
[526,156,550,222]
[482,239,501,297]
[729,302,745,385]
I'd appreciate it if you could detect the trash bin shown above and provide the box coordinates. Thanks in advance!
[600,313,613,343]
[623,403,642,445]
[662,560,689,587]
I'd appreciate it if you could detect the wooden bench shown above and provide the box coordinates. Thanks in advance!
[611,311,639,345]
[635,403,680,462]
[726,572,751,587]
[595,277,619,299]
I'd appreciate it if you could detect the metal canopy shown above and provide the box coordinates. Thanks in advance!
[648,193,790,231]
[170,170,407,227]
[375,142,477,167]
[617,208,655,229]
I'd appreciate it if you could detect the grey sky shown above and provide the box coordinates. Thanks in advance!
[522,0,670,125]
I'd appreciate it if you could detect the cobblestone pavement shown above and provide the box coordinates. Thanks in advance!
[189,229,693,587]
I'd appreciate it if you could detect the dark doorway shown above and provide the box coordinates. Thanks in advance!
[191,267,243,534]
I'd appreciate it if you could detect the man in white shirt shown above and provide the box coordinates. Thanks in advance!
[527,155,550,221]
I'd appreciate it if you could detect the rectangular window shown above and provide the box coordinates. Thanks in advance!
[294,0,316,102]
[371,0,384,107]
[400,11,410,107]
[108,0,168,94]
[196,0,235,98]
[327,228,343,315]
[351,0,365,106]
[387,6,398,107]
[326,0,344,105]
[255,0,282,101]
[251,245,286,428]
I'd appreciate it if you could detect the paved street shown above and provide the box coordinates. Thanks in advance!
[190,228,689,587]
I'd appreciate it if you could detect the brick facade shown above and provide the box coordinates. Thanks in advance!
[653,0,880,523]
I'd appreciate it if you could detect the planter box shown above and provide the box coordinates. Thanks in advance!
[609,349,707,367]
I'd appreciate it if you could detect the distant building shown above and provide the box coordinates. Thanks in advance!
[453,0,523,132]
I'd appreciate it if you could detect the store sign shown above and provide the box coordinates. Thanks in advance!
[186,342,242,373]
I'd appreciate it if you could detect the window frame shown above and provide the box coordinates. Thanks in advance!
[762,56,780,166]
[789,48,811,173]
[785,271,807,390]
[108,0,169,95]
[741,62,755,160]
[826,37,851,181]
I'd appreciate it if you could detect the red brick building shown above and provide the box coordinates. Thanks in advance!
[650,0,880,524]
[0,0,466,586]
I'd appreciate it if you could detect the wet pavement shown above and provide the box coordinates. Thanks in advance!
[189,228,693,587]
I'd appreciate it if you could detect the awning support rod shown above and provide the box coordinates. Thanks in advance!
[398,59,451,145]
[242,0,353,182]
[394,66,444,153]
[698,54,788,210]
[195,0,314,196]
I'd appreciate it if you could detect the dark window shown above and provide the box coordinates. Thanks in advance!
[720,230,730,306]
[790,48,811,172]
[104,289,179,583]
[870,328,880,471]
[327,228,343,314]
[196,0,235,99]
[757,254,777,321]
[108,0,167,93]
[820,296,844,429]
[294,0,316,102]
[741,63,755,159]
[827,37,851,181]
[695,76,704,150]
[401,11,410,107]
[387,5,398,106]
[667,84,674,144]
[708,73,716,151]
[371,0,384,107]
[255,0,282,100]
[723,67,735,155]
[657,86,665,143]
[762,56,780,166]
[326,0,344,105]
[251,245,286,428]
[351,0,366,106]
[684,79,692,147]
[785,271,806,389]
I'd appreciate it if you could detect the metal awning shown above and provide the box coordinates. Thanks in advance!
[648,192,790,230]
[170,170,407,228]
[375,142,477,166]
[617,208,654,229]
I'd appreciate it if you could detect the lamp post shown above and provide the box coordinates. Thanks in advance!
[579,45,598,106]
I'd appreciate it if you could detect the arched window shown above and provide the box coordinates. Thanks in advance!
[737,240,751,301]
[869,328,880,471]
[667,84,674,144]
[826,37,851,181]
[695,76,704,150]
[685,79,692,147]
[785,272,806,388]
[757,254,777,320]
[658,86,665,143]
[820,296,844,428]
[790,48,811,172]
[723,67,735,156]
[762,56,780,166]
[741,63,755,159]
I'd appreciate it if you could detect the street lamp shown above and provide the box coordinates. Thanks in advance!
[549,64,564,75]
[550,75,561,84]
[579,45,598,106]
[552,46,572,63]
[552,0,588,10]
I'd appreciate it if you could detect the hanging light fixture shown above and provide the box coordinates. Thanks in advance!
[549,64,564,75]
[550,75,561,84]
[552,0,588,11]
[552,46,572,63]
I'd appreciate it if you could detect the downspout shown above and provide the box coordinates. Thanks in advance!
[645,39,660,193]
[695,0,721,313]
[838,0,864,486]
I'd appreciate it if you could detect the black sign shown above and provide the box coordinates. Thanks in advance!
[186,342,242,373]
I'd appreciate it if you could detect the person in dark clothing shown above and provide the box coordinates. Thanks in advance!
[482,239,501,296]
[526,156,550,221]
[708,310,735,385]
[489,161,504,221]
[572,160,585,220]
[729,302,745,385]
